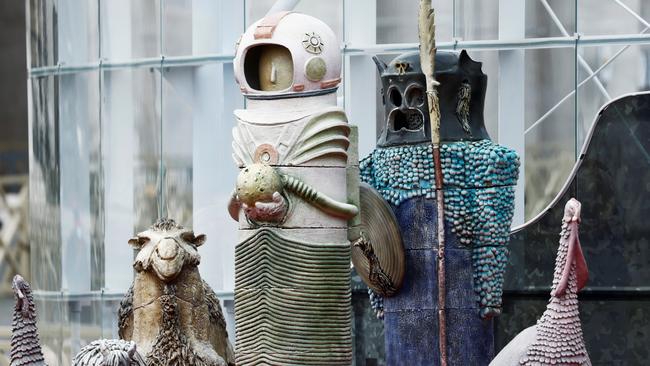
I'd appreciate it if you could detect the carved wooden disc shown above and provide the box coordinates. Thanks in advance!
[352,182,405,297]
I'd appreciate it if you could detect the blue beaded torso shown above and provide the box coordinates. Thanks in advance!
[360,140,519,365]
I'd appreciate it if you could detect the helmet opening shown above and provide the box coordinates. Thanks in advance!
[389,109,424,131]
[244,44,294,92]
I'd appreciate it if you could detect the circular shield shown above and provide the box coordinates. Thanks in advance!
[351,183,405,297]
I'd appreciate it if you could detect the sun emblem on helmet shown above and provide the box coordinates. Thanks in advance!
[302,32,324,54]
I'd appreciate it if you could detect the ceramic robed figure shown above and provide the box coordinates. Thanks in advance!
[359,51,520,365]
[492,198,591,366]
[10,274,47,366]
[228,12,383,365]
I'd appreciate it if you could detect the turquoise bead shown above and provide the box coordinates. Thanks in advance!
[359,139,519,310]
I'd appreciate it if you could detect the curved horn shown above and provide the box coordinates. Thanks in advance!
[281,173,358,219]
[372,56,388,75]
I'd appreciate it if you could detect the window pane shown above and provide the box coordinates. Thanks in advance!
[578,0,648,36]
[377,0,453,44]
[29,75,60,292]
[163,0,192,56]
[101,66,162,293]
[29,72,111,363]
[57,0,99,64]
[577,43,650,145]
[524,47,577,219]
[161,66,193,226]
[58,71,101,294]
[27,0,56,67]
[526,0,576,38]
[247,0,343,44]
[455,0,498,41]
[100,0,161,59]
[160,64,243,293]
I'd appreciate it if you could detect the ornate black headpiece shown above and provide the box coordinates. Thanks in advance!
[373,50,490,147]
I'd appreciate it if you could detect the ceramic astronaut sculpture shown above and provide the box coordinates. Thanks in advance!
[228,12,359,365]
[358,50,520,365]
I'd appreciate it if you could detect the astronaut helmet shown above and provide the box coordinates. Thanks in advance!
[234,12,341,100]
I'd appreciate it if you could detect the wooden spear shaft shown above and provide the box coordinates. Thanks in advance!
[418,1,447,365]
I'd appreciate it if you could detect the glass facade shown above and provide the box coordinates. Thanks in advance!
[25,0,650,364]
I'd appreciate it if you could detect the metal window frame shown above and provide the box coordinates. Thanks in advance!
[28,33,650,78]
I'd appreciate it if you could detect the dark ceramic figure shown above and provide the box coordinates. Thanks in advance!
[360,51,519,365]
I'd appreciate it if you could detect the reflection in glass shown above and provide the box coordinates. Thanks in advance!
[161,67,193,227]
[455,0,498,41]
[578,0,646,36]
[247,0,343,45]
[163,0,192,56]
[524,48,577,219]
[100,0,161,59]
[160,64,242,292]
[102,67,162,249]
[377,0,453,44]
[29,73,114,364]
[29,75,60,292]
[58,71,101,294]
[525,0,576,38]
[577,44,650,146]
[29,73,65,366]
[27,0,56,67]
[56,0,99,64]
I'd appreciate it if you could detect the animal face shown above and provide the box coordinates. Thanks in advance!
[99,341,144,366]
[129,219,206,282]
[101,350,130,366]
[12,274,31,318]
[563,198,582,223]
[12,274,29,299]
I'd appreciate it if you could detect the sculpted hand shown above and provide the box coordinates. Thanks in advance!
[243,192,288,223]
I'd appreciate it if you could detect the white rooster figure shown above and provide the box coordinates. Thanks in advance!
[492,198,591,366]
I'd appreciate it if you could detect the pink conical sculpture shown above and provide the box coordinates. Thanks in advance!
[491,198,591,366]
